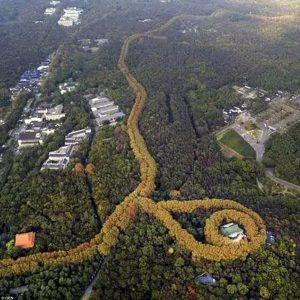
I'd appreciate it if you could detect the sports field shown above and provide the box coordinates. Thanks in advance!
[219,129,256,158]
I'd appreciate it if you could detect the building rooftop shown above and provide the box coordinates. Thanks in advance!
[266,231,275,244]
[89,95,125,126]
[49,144,76,158]
[9,286,28,296]
[89,96,111,106]
[47,104,63,115]
[44,7,56,15]
[19,131,40,141]
[15,232,36,249]
[42,158,70,170]
[65,129,91,145]
[91,100,114,109]
[220,223,244,238]
[195,273,216,285]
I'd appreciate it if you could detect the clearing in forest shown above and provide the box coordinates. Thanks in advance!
[219,129,256,159]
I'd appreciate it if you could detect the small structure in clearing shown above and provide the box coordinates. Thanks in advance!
[15,232,36,249]
[9,286,29,297]
[220,222,245,242]
[266,231,275,245]
[195,273,216,286]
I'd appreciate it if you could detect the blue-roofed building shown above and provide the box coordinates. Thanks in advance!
[21,70,41,80]
[195,273,216,286]
[266,231,275,245]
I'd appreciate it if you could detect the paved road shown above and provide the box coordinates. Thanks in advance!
[81,270,99,300]
[265,169,300,193]
[81,257,107,300]
[218,125,300,193]
[231,124,270,161]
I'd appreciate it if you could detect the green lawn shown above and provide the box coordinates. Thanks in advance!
[219,129,256,158]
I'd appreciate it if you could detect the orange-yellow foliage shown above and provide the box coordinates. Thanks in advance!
[140,198,266,261]
[74,163,85,174]
[85,163,95,175]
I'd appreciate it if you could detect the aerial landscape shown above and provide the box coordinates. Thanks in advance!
[0,0,299,299]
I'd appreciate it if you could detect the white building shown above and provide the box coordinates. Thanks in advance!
[44,8,56,16]
[59,81,78,94]
[18,131,43,148]
[58,7,83,27]
[45,104,65,121]
[41,144,76,170]
[65,127,91,145]
[89,96,125,126]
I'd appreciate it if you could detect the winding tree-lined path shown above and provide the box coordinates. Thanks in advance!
[0,14,266,279]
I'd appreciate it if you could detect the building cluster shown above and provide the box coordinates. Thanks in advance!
[59,79,79,95]
[95,38,109,46]
[234,85,286,104]
[266,231,275,245]
[89,95,125,127]
[224,85,276,123]
[78,38,109,52]
[234,85,267,99]
[9,58,51,99]
[17,105,65,148]
[41,127,91,170]
[58,7,83,27]
[223,104,248,122]
[24,104,65,123]
[41,1,60,19]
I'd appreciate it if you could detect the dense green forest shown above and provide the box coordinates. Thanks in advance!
[0,256,103,299]
[90,212,299,300]
[0,3,66,87]
[263,123,300,185]
[0,98,98,257]
[0,92,28,144]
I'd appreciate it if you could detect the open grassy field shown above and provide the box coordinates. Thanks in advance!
[219,129,256,158]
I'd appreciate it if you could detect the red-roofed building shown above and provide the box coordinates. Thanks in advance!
[15,232,36,249]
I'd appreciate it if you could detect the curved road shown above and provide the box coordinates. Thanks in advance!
[265,169,300,193]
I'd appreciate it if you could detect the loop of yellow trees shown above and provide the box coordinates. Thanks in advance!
[141,199,266,261]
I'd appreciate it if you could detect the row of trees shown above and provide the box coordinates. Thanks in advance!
[88,125,140,221]
[118,33,158,197]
